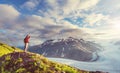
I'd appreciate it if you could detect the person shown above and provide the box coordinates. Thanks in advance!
[24,34,30,52]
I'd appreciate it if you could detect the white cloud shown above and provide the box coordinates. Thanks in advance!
[84,20,120,43]
[84,13,109,26]
[80,0,99,10]
[21,15,86,38]
[61,0,99,15]
[93,0,120,17]
[39,0,100,19]
[0,4,20,23]
[21,0,41,10]
[36,0,101,31]
[58,20,80,29]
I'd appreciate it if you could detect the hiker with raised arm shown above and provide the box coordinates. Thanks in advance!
[24,34,30,52]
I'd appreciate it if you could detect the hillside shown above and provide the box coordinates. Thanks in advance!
[0,52,108,73]
[0,42,21,57]
[0,52,91,73]
[29,37,102,61]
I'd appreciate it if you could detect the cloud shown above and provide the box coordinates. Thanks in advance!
[62,0,99,14]
[0,4,20,24]
[21,0,41,10]
[46,0,100,15]
[97,0,120,15]
[84,13,109,26]
[36,0,101,28]
[19,15,87,39]
[37,0,100,19]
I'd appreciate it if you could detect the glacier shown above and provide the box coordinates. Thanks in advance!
[48,44,120,73]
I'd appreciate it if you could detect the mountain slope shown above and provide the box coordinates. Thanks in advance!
[0,42,21,57]
[0,52,92,73]
[29,37,102,61]
[0,52,108,73]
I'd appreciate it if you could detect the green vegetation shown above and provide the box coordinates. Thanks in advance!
[0,52,90,73]
[0,42,21,57]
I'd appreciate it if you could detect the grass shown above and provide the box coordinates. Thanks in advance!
[0,52,91,73]
[0,42,21,57]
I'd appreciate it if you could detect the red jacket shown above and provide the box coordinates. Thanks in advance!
[24,35,30,43]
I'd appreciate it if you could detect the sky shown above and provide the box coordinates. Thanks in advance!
[0,0,120,46]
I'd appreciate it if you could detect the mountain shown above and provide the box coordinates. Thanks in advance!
[29,37,102,61]
[0,42,21,57]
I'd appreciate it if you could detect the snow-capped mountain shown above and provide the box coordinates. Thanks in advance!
[29,37,102,61]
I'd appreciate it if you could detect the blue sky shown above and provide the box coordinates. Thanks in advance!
[0,0,120,46]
